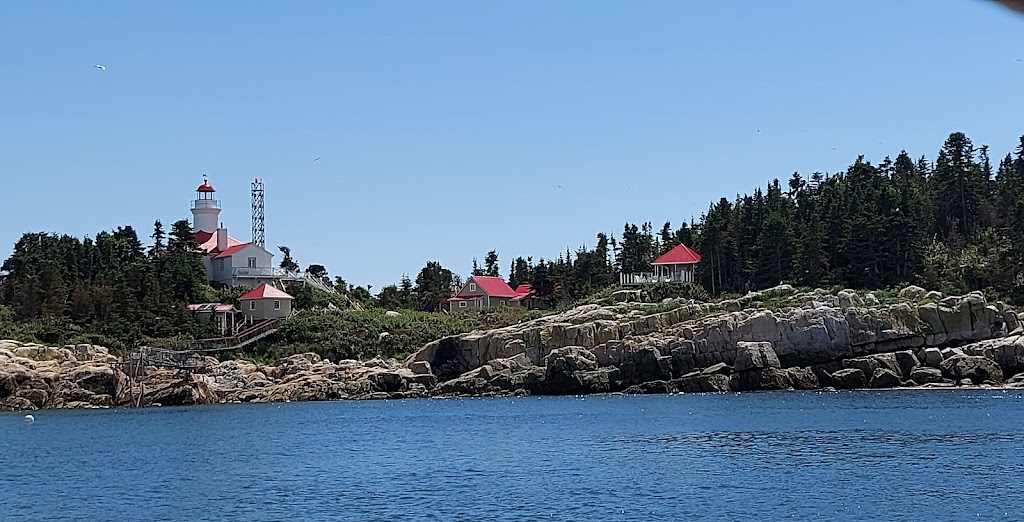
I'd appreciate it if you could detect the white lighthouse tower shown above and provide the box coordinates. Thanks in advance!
[191,175,221,233]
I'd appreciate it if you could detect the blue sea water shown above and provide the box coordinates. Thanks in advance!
[2,390,1024,521]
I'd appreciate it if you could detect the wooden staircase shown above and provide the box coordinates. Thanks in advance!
[195,318,283,352]
[124,318,283,374]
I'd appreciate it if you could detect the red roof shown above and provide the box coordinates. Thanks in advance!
[514,284,533,296]
[446,296,483,302]
[652,243,702,265]
[214,243,253,259]
[239,284,293,300]
[469,276,517,298]
[195,231,244,254]
[197,182,216,193]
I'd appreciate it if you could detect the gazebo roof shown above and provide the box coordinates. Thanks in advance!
[652,244,702,265]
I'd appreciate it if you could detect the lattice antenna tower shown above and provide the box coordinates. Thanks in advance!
[251,178,266,248]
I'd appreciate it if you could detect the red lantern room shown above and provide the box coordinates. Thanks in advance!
[191,174,222,233]
[197,174,216,198]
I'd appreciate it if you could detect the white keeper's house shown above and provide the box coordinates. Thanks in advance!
[190,176,278,288]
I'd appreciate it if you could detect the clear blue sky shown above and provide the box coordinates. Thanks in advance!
[2,1,1023,289]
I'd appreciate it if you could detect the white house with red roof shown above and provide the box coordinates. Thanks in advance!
[620,243,702,286]
[190,176,276,287]
[445,276,534,312]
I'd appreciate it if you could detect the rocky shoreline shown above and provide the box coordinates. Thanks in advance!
[3,286,1024,411]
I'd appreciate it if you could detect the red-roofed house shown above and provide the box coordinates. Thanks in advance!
[620,243,702,286]
[239,284,294,321]
[189,176,276,287]
[446,276,524,312]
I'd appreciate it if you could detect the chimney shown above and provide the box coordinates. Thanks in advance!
[216,225,228,252]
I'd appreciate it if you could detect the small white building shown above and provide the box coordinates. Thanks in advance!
[191,177,277,288]
[239,284,294,323]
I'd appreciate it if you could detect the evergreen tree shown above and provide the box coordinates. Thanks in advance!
[530,260,555,302]
[508,257,533,289]
[305,264,330,285]
[278,246,300,272]
[148,220,166,258]
[376,284,402,310]
[399,274,414,309]
[164,220,207,303]
[414,261,454,312]
[659,222,673,253]
[484,250,500,277]
[932,132,987,241]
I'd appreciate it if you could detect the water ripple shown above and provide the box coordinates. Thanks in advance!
[1,391,1023,521]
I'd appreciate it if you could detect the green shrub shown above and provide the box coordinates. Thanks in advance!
[640,283,711,303]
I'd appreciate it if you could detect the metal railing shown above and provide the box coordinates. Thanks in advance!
[196,318,282,351]
[190,199,221,209]
[231,268,338,295]
[619,271,696,286]
[232,267,297,278]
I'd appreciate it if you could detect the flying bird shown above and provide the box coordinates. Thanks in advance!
[313,157,321,162]
[554,184,564,189]
[94,64,106,71]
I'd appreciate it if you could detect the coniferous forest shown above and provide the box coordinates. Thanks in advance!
[0,220,211,348]
[489,132,1024,305]
[2,132,1024,351]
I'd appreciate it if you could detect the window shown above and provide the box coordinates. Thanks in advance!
[459,301,467,308]
[274,300,281,310]
[248,257,257,268]
[250,301,256,311]
[469,283,477,292]
[501,300,507,306]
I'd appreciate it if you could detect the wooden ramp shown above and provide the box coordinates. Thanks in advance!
[194,318,283,353]
[122,318,282,373]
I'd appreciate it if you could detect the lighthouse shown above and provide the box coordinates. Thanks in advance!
[188,175,277,288]
[183,176,335,294]
[191,175,221,233]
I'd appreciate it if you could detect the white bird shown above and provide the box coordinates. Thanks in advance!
[94,64,106,71]
[24,414,34,423]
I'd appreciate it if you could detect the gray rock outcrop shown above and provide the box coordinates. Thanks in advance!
[939,355,1004,384]
[409,288,1017,384]
[831,368,867,389]
[3,288,1022,411]
[406,287,1019,396]
[734,342,781,372]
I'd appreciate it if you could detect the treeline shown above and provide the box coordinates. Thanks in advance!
[694,132,1024,301]
[3,131,1022,349]
[444,132,1024,305]
[0,220,210,347]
